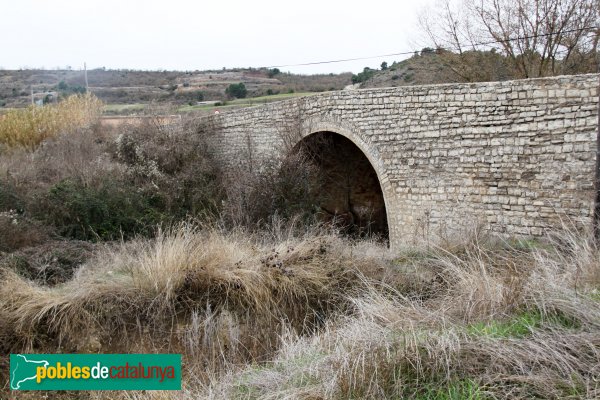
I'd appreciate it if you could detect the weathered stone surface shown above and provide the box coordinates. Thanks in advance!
[204,74,600,249]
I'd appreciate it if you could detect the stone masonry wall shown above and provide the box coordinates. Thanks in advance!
[204,74,600,249]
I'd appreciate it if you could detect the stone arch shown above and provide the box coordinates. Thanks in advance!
[295,117,398,247]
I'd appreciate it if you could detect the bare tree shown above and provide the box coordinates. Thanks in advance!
[419,0,477,54]
[419,0,599,78]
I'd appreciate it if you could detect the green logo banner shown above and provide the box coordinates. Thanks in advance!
[10,354,181,391]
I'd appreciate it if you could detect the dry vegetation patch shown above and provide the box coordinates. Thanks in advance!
[0,94,103,150]
[201,231,600,400]
[1,226,599,399]
[0,225,388,388]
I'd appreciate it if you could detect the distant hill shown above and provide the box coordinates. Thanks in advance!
[0,68,353,110]
[354,49,516,89]
[354,48,597,90]
[3,49,595,113]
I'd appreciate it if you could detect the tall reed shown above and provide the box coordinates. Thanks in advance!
[0,93,103,150]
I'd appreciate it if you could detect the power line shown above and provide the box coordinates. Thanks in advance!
[264,26,599,69]
[266,50,418,69]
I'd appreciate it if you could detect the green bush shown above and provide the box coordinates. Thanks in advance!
[40,179,164,241]
[57,80,86,95]
[351,67,376,84]
[225,83,247,99]
[267,68,281,78]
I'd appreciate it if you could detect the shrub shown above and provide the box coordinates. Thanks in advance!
[351,67,376,84]
[0,93,103,150]
[0,124,122,203]
[39,178,164,241]
[0,114,224,243]
[112,117,224,221]
[57,80,86,95]
[223,152,323,229]
[267,68,281,77]
[225,82,247,99]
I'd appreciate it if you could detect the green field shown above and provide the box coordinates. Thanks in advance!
[177,92,317,113]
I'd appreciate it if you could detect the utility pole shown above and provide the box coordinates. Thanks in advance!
[84,62,89,91]
[31,86,34,105]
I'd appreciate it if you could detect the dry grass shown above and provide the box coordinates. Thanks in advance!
[0,94,103,150]
[0,224,386,387]
[0,122,120,192]
[200,229,600,399]
[1,225,599,399]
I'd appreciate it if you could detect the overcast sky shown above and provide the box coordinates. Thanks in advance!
[1,0,433,74]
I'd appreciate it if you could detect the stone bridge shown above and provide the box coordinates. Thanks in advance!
[205,74,599,249]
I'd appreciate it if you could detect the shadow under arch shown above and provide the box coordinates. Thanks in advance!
[290,118,394,243]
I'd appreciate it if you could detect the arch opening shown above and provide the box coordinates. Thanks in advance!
[293,131,389,240]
